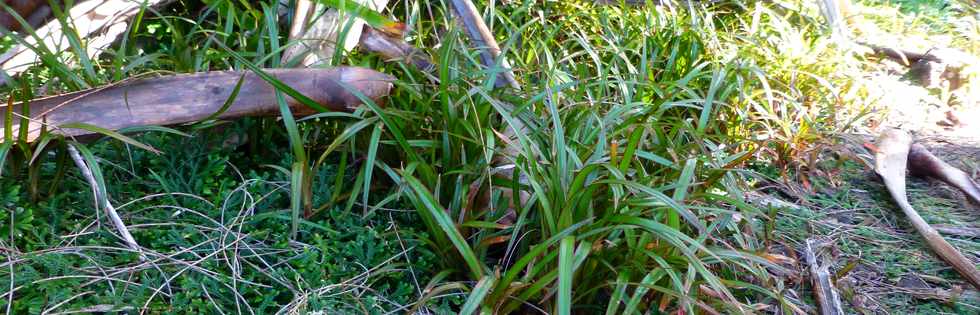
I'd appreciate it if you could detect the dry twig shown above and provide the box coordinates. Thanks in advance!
[805,239,845,315]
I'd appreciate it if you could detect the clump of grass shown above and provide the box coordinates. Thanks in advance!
[1,0,886,313]
[339,0,863,312]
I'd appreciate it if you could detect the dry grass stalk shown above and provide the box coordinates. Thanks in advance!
[67,144,142,255]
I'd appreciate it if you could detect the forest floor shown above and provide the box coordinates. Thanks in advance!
[771,14,980,313]
[2,0,978,313]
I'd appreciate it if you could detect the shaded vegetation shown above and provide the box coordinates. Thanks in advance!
[0,0,976,313]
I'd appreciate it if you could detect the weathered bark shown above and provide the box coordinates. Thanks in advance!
[0,0,171,84]
[448,0,520,90]
[805,239,845,315]
[0,0,46,32]
[281,0,390,67]
[0,67,393,142]
[358,26,434,72]
[875,129,980,290]
[908,143,980,205]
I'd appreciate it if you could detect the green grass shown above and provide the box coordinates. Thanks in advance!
[0,126,457,313]
[0,0,956,313]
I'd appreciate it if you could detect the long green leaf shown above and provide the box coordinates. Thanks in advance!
[59,123,160,154]
[290,162,304,239]
[317,0,404,36]
[402,172,484,279]
[557,236,574,315]
[460,275,496,315]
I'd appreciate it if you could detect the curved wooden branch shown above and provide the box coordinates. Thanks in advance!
[875,129,980,290]
[0,67,393,142]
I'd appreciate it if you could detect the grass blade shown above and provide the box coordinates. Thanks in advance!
[58,122,160,154]
[317,0,405,37]
[460,275,496,315]
[401,172,484,279]
[557,236,574,315]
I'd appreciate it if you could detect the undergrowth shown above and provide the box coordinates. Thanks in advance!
[0,0,928,313]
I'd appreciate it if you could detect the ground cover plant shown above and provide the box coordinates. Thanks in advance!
[0,0,977,313]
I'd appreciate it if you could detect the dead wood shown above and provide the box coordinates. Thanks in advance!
[908,143,980,205]
[358,26,434,72]
[0,0,47,32]
[448,0,520,90]
[805,239,845,315]
[0,0,171,84]
[0,67,393,142]
[862,43,935,66]
[281,0,390,67]
[874,128,980,290]
[934,225,980,238]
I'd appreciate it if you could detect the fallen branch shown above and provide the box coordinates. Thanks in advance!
[934,225,980,239]
[805,239,845,315]
[817,0,852,41]
[448,0,520,89]
[281,0,390,67]
[907,143,980,205]
[0,67,393,142]
[0,0,49,32]
[67,144,142,255]
[358,26,434,72]
[0,0,171,84]
[874,129,980,290]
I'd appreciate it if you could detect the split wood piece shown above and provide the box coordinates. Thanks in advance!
[281,0,390,67]
[817,0,855,41]
[0,67,394,143]
[358,26,434,72]
[448,0,520,90]
[0,0,171,84]
[67,144,143,257]
[804,239,845,315]
[907,143,980,205]
[874,129,980,290]
[859,43,975,67]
